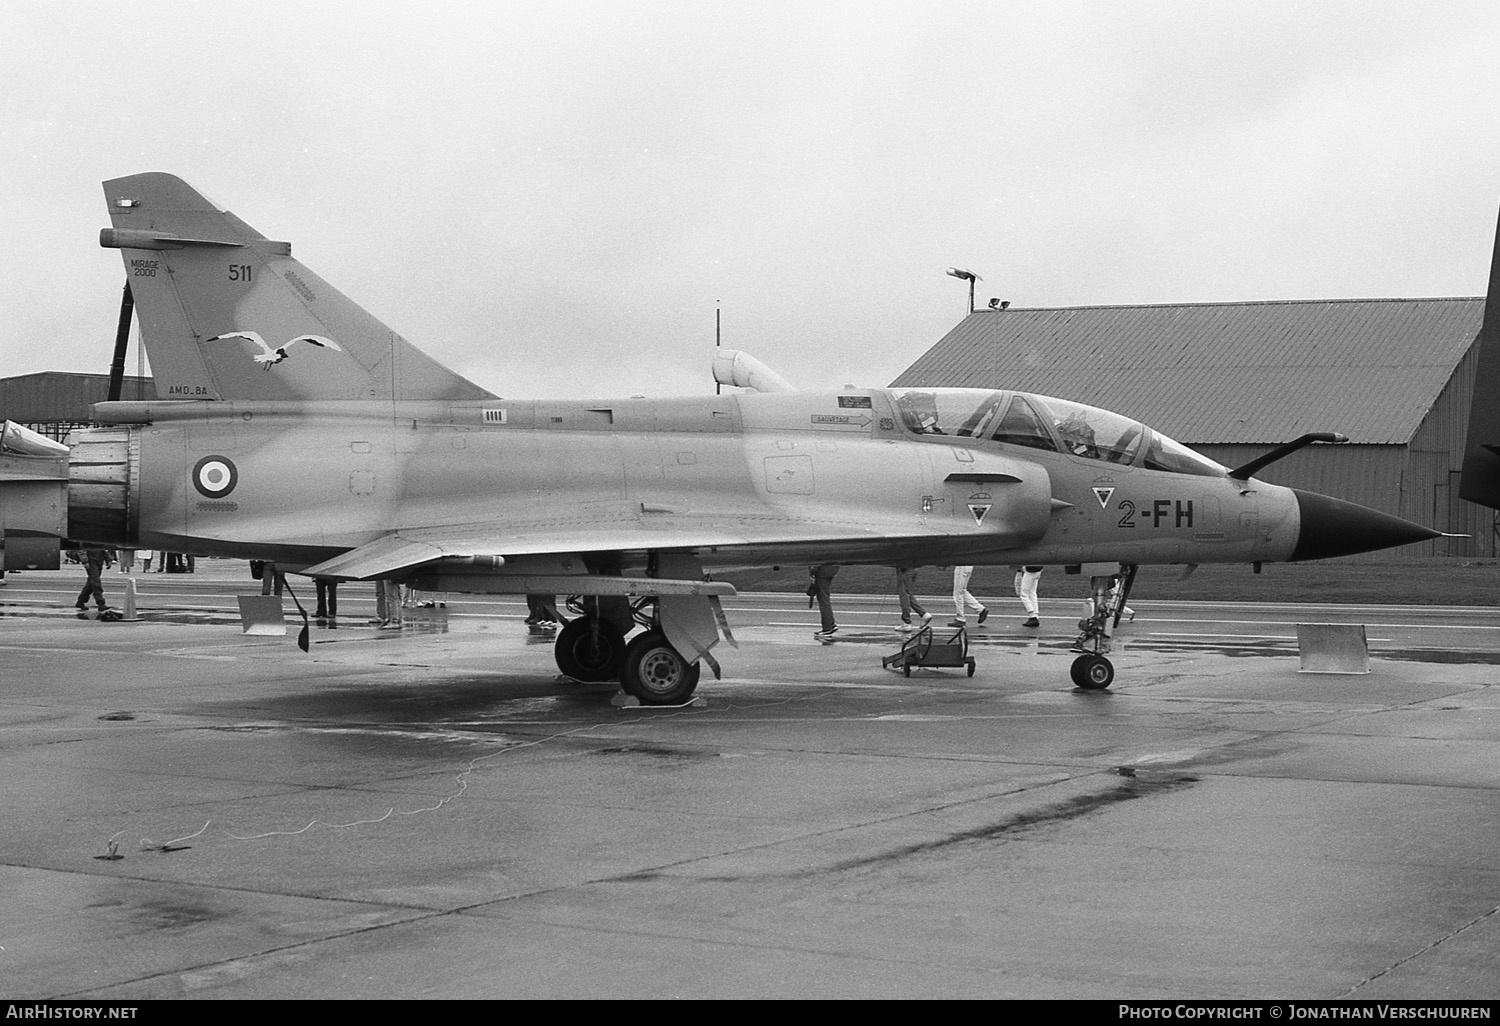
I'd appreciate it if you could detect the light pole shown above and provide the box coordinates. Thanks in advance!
[946,266,980,314]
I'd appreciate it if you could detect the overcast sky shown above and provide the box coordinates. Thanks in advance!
[7,0,1500,399]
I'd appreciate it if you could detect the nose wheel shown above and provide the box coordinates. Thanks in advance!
[1070,654,1114,690]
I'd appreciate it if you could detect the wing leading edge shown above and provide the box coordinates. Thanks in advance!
[297,513,1016,587]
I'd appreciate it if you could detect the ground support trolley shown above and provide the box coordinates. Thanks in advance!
[882,624,976,677]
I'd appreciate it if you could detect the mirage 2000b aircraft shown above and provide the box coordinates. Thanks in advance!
[32,173,1438,703]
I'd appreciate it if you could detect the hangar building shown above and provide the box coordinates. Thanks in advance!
[0,372,155,442]
[892,298,1492,559]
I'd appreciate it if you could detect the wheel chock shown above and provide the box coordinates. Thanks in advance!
[237,595,287,636]
[1295,623,1369,674]
[610,693,708,709]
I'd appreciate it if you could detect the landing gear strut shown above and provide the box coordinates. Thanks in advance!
[620,628,701,704]
[554,616,627,682]
[552,595,705,705]
[1069,563,1137,690]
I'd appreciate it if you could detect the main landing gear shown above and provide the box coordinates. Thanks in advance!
[1069,563,1137,691]
[553,597,703,705]
[620,629,701,704]
[553,616,627,683]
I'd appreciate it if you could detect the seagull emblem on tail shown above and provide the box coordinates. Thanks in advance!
[206,331,345,369]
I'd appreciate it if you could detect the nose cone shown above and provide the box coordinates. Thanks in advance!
[1290,489,1442,561]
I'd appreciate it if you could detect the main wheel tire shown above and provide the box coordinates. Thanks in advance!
[620,629,701,705]
[1072,654,1114,690]
[554,617,627,682]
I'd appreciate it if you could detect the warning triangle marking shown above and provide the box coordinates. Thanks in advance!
[1092,487,1115,509]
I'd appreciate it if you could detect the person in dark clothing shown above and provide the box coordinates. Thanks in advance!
[260,561,286,597]
[525,594,562,627]
[809,563,840,639]
[314,577,339,620]
[895,566,931,630]
[75,548,112,611]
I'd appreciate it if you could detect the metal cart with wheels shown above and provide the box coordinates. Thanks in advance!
[882,624,976,677]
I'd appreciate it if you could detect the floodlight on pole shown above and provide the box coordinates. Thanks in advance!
[946,266,981,313]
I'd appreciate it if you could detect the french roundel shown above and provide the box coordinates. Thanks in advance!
[192,456,239,499]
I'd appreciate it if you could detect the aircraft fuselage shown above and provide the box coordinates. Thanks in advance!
[68,386,1300,580]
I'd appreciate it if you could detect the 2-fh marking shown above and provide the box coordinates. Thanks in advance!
[1117,499,1194,529]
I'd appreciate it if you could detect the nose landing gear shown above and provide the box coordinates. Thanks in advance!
[1069,652,1115,690]
[1069,563,1136,690]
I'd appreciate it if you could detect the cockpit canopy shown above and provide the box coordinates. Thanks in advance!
[888,388,1226,478]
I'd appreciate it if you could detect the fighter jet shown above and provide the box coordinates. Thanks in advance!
[1460,206,1500,512]
[16,172,1442,702]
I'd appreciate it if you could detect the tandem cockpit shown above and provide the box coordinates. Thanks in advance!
[887,388,1226,477]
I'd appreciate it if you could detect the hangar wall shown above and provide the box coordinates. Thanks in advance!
[1409,341,1497,557]
[1197,340,1493,559]
[0,372,155,441]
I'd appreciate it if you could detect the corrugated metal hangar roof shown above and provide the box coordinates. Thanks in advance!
[890,297,1482,445]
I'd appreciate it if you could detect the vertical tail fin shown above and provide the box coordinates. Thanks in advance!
[1460,202,1500,510]
[99,172,494,402]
